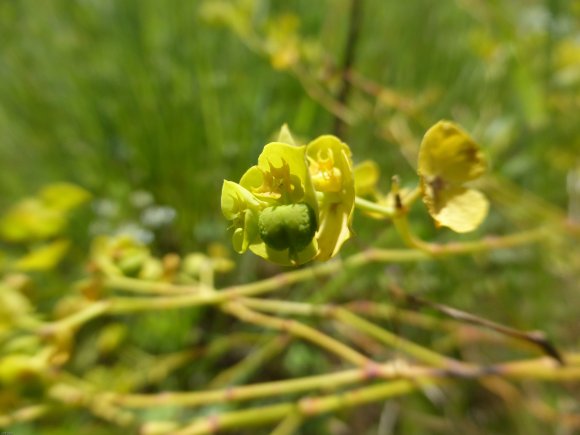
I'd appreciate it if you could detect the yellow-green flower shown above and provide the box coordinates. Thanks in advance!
[221,127,355,266]
[418,120,489,233]
[306,135,355,260]
[222,138,319,266]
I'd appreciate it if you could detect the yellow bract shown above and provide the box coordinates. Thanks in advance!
[220,181,261,254]
[418,121,489,233]
[353,160,380,197]
[306,135,355,261]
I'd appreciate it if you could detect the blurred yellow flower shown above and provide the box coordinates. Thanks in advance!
[418,121,488,233]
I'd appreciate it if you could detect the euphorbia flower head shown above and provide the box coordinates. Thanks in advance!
[221,126,355,266]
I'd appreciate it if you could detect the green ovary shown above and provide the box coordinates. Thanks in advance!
[258,203,317,252]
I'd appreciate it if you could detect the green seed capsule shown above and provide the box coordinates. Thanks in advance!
[258,203,317,252]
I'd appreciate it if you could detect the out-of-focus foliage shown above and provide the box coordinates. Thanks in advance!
[0,183,90,272]
[0,0,579,433]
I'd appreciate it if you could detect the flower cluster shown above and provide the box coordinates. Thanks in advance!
[221,126,354,266]
[223,121,489,265]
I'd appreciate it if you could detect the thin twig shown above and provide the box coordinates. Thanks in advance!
[223,302,371,367]
[333,0,365,137]
[390,286,564,365]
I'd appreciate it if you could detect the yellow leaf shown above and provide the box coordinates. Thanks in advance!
[0,199,66,242]
[39,182,91,212]
[14,239,70,271]
[354,160,380,196]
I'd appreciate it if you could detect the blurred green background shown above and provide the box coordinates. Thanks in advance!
[1,0,579,433]
[1,0,578,250]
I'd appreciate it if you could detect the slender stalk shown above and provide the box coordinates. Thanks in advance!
[296,379,425,415]
[209,336,290,388]
[393,211,549,256]
[173,403,295,435]
[141,354,580,434]
[40,301,109,335]
[354,188,422,219]
[107,260,344,313]
[497,355,580,381]
[355,196,395,217]
[107,361,436,409]
[86,228,548,317]
[224,302,371,367]
[397,291,564,364]
[240,298,331,317]
[270,411,303,435]
[173,379,431,435]
[333,0,365,137]
[49,381,135,427]
[104,275,200,295]
[40,226,551,334]
[240,297,460,343]
[333,308,461,369]
[0,405,48,427]
[293,65,357,125]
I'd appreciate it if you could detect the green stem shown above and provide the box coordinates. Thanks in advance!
[354,188,421,219]
[355,196,395,217]
[105,275,201,295]
[108,361,436,409]
[296,379,425,415]
[172,379,432,435]
[40,229,550,332]
[104,229,545,314]
[270,411,303,435]
[208,336,290,388]
[40,301,109,335]
[333,308,461,369]
[0,405,48,427]
[173,403,295,435]
[141,354,580,434]
[224,302,371,367]
[237,299,463,371]
[394,211,550,256]
[107,260,343,313]
[402,186,423,207]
